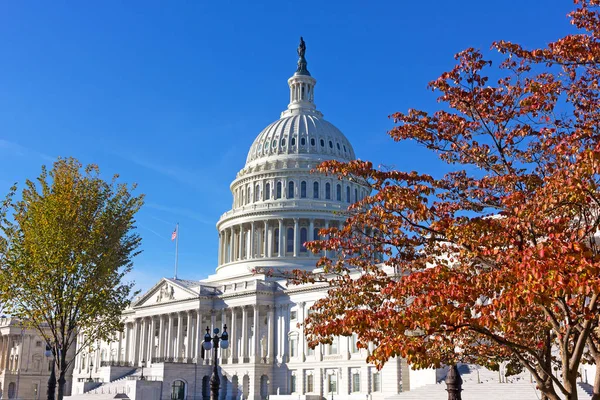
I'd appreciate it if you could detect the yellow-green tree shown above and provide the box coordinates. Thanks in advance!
[0,157,144,400]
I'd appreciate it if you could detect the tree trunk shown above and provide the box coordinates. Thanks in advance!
[57,371,66,400]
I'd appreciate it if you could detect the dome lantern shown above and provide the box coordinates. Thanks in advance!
[281,37,321,118]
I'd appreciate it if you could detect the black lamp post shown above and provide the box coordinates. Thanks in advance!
[445,364,463,400]
[88,360,94,382]
[203,325,229,400]
[140,360,146,380]
[45,345,56,400]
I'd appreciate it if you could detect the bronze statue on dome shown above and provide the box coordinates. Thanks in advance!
[296,36,310,76]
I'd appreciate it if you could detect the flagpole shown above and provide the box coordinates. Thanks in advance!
[174,223,179,280]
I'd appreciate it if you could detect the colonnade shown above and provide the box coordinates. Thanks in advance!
[218,218,343,265]
[0,335,15,371]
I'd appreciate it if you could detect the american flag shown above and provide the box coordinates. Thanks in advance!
[171,227,177,241]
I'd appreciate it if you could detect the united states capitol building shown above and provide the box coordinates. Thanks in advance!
[67,39,409,400]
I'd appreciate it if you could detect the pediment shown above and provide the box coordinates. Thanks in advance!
[133,278,200,308]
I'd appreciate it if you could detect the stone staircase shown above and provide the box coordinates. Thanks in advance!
[65,368,140,399]
[385,364,593,400]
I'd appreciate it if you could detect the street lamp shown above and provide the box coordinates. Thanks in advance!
[140,360,146,380]
[202,325,229,400]
[88,360,94,382]
[44,344,56,400]
[327,369,339,400]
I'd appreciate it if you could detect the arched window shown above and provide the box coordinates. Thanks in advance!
[231,376,239,400]
[346,186,351,203]
[274,228,280,255]
[301,181,307,198]
[354,188,358,202]
[310,138,316,146]
[265,183,271,200]
[255,185,260,202]
[291,137,296,146]
[300,228,308,252]
[171,380,186,400]
[301,137,306,146]
[276,182,282,199]
[320,139,325,147]
[287,228,294,253]
[288,181,295,199]
[325,183,331,200]
[313,182,319,199]
[336,184,342,201]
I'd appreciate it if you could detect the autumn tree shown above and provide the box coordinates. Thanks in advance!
[0,157,144,400]
[291,2,600,400]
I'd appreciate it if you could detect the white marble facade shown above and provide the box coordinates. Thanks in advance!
[71,41,403,400]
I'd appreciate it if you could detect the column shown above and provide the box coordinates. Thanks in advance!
[185,311,192,359]
[140,318,147,363]
[264,221,270,257]
[278,219,284,257]
[276,306,283,362]
[123,325,130,363]
[149,317,156,361]
[210,311,216,364]
[299,302,306,361]
[167,314,173,358]
[217,232,222,265]
[196,310,203,362]
[221,309,227,360]
[282,304,289,361]
[267,306,274,362]
[238,225,244,260]
[241,306,248,361]
[229,227,234,263]
[176,313,184,359]
[309,219,315,257]
[132,319,139,364]
[293,218,299,257]
[229,307,237,362]
[253,305,260,358]
[117,329,123,362]
[158,316,164,359]
[250,222,255,259]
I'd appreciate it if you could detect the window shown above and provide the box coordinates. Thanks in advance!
[291,137,296,146]
[328,373,337,393]
[171,380,186,400]
[255,185,260,202]
[346,186,351,203]
[301,137,306,146]
[372,372,381,392]
[352,371,361,392]
[265,183,271,200]
[288,181,295,199]
[306,374,314,393]
[282,138,286,146]
[311,138,316,146]
[35,341,42,348]
[276,182,282,199]
[32,384,39,399]
[307,345,314,356]
[313,182,319,199]
[313,228,320,241]
[290,374,297,393]
[325,183,331,200]
[274,228,279,255]
[351,333,359,353]
[290,311,297,320]
[355,188,358,202]
[329,140,333,148]
[287,228,294,253]
[289,337,298,357]
[300,181,307,198]
[327,337,338,355]
[336,184,342,201]
[343,145,347,152]
[300,228,308,252]
[272,140,277,148]
[337,143,341,150]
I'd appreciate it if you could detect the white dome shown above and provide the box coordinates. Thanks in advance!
[245,113,356,165]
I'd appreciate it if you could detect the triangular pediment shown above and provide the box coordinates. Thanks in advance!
[133,278,200,308]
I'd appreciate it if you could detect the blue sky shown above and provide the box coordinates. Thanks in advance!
[0,1,576,292]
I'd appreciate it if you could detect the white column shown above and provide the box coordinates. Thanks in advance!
[278,219,284,257]
[237,225,243,260]
[149,317,156,361]
[176,313,184,359]
[186,311,192,359]
[132,320,139,364]
[293,218,299,257]
[167,314,174,358]
[253,305,260,358]
[276,306,283,362]
[267,306,274,361]
[241,306,248,361]
[309,219,315,257]
[250,221,255,259]
[299,302,306,361]
[221,309,227,361]
[230,307,237,362]
[196,310,203,362]
[264,221,270,257]
[158,316,164,359]
[229,227,234,263]
[123,324,131,363]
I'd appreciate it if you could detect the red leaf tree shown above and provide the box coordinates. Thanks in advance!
[294,2,600,399]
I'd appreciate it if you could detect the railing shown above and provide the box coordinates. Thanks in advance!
[77,377,102,383]
[125,375,162,381]
[100,360,134,367]
[219,199,348,220]
[151,356,197,364]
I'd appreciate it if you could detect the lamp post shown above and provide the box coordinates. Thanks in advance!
[45,345,56,400]
[140,360,146,380]
[445,365,463,400]
[202,325,229,400]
